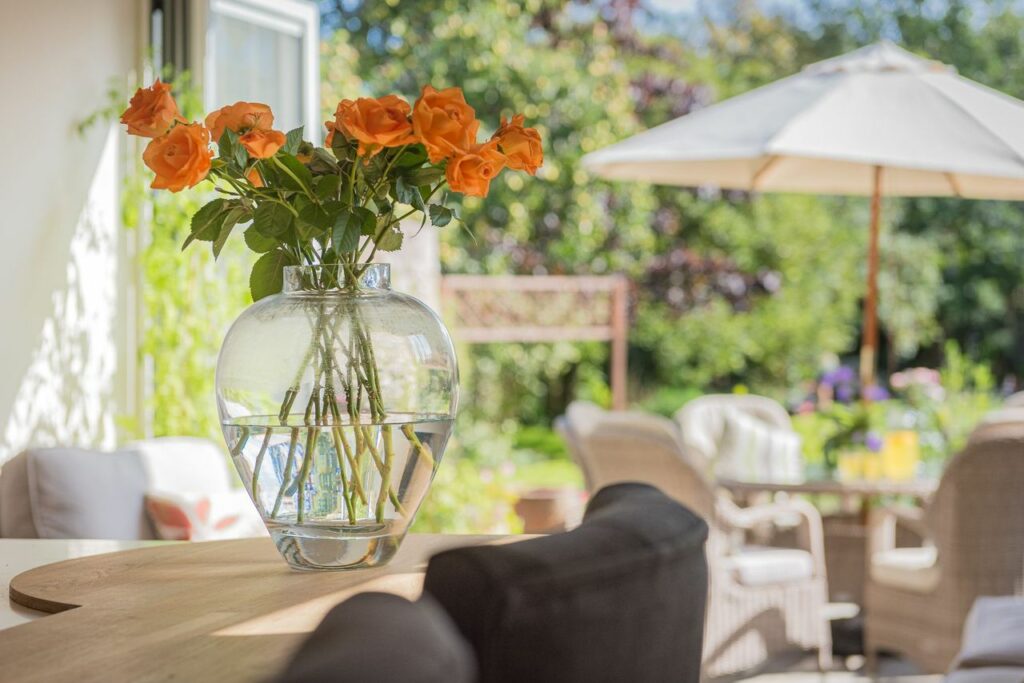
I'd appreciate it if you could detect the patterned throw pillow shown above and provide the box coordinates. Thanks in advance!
[716,411,804,483]
[144,490,268,541]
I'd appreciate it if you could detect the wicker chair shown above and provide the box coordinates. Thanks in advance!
[864,419,1024,673]
[674,394,794,474]
[558,404,832,678]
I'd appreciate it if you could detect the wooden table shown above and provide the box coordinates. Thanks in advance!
[0,539,164,630]
[1,534,505,683]
[719,477,938,501]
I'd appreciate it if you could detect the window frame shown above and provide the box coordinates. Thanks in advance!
[201,0,320,140]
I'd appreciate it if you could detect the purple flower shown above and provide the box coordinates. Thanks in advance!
[836,384,854,402]
[864,385,890,401]
[822,366,856,385]
[865,432,883,452]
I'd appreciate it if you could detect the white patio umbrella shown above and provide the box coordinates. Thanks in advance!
[583,41,1024,386]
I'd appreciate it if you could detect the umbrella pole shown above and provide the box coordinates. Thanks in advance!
[860,166,883,390]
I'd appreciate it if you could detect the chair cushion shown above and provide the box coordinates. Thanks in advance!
[723,546,814,586]
[945,668,1024,683]
[955,597,1024,669]
[0,451,36,537]
[144,490,267,541]
[9,447,154,539]
[423,482,709,683]
[869,546,940,593]
[0,438,234,539]
[717,411,804,483]
[272,592,476,683]
[127,437,234,494]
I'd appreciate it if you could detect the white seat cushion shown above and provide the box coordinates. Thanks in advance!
[723,546,814,586]
[717,411,804,483]
[870,546,940,593]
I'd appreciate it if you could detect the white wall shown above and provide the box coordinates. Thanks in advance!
[0,0,140,463]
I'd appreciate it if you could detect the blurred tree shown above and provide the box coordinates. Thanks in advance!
[320,0,878,409]
[782,0,1024,378]
[320,0,1024,412]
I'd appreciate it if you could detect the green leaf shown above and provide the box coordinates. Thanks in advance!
[219,129,247,169]
[243,225,277,253]
[276,154,315,194]
[375,226,404,252]
[218,129,236,158]
[309,147,340,175]
[186,199,228,249]
[250,249,296,301]
[429,204,454,227]
[331,132,354,160]
[332,206,375,254]
[212,206,249,258]
[394,144,428,168]
[404,166,444,186]
[315,174,342,202]
[395,176,426,212]
[253,202,294,238]
[284,127,304,155]
[296,203,334,240]
[353,206,377,236]
[332,210,361,254]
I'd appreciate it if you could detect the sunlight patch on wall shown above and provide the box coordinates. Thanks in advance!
[0,127,120,461]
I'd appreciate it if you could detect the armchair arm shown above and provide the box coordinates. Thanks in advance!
[716,496,827,579]
[868,504,928,556]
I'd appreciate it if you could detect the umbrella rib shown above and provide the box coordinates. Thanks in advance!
[751,155,781,191]
[923,77,1024,171]
[945,172,963,197]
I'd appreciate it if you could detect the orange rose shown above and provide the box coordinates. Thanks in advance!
[142,123,213,192]
[324,120,339,148]
[492,115,543,175]
[239,128,286,159]
[120,80,182,138]
[445,140,506,197]
[330,95,417,158]
[205,102,274,142]
[246,167,264,188]
[412,85,479,163]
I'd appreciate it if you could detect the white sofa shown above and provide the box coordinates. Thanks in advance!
[0,437,240,539]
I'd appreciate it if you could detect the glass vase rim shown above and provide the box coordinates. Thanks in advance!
[282,263,391,293]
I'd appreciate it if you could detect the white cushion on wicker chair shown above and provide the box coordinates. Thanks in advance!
[723,546,814,586]
[717,411,804,483]
[869,546,940,593]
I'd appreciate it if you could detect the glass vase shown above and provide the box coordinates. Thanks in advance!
[216,264,458,570]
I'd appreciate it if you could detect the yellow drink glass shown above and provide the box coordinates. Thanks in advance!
[837,451,864,481]
[882,430,920,481]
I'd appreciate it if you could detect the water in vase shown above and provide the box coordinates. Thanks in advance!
[222,413,453,570]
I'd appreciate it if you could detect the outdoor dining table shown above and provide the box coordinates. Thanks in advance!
[719,476,938,501]
[718,476,938,523]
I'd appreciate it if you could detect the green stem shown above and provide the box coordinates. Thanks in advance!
[230,426,250,458]
[401,423,436,469]
[359,424,406,519]
[296,426,319,524]
[271,427,301,518]
[251,426,273,505]
[331,426,360,524]
[271,156,318,203]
